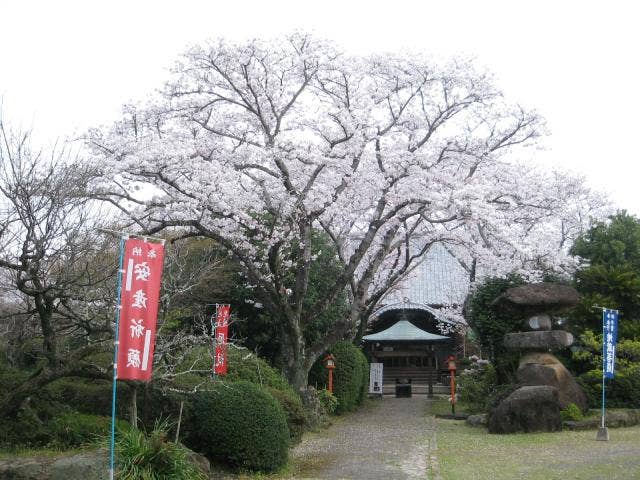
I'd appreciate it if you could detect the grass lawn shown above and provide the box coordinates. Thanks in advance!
[435,418,640,480]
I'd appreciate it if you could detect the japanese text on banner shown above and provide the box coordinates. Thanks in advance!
[214,305,230,375]
[117,239,165,381]
[603,309,618,379]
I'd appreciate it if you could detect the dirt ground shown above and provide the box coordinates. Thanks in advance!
[284,396,439,480]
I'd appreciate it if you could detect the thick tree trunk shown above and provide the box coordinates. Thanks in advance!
[282,361,310,393]
[280,332,308,392]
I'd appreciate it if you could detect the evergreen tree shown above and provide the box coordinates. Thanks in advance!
[570,211,640,339]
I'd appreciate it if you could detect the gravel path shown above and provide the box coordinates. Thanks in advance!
[287,397,439,480]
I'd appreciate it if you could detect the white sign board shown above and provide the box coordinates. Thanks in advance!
[369,362,383,395]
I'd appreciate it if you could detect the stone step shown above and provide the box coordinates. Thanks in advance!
[380,384,450,395]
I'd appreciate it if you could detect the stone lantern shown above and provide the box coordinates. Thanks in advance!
[488,283,588,434]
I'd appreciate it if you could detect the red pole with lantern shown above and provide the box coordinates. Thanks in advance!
[324,354,336,393]
[447,355,457,415]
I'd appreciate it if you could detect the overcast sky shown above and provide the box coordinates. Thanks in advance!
[1,1,638,213]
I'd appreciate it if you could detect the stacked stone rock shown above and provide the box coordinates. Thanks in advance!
[487,283,588,434]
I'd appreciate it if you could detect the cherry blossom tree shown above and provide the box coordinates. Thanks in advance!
[88,34,608,390]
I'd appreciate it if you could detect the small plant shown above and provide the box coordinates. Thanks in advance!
[116,420,206,480]
[560,403,584,422]
[458,356,498,413]
[317,389,338,415]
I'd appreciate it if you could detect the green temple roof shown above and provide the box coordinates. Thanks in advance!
[362,320,450,342]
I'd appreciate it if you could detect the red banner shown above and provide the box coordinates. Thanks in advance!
[117,238,165,381]
[214,305,230,375]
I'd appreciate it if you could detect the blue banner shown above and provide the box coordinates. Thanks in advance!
[603,309,618,379]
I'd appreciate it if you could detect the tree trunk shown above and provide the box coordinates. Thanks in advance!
[0,367,56,418]
[281,339,309,392]
[34,297,60,369]
[0,362,110,419]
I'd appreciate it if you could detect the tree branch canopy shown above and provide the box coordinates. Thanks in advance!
[86,33,610,389]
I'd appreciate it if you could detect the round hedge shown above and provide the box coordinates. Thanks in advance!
[186,381,289,472]
[330,341,368,413]
[224,347,309,442]
[224,346,293,391]
[265,386,307,444]
[358,349,370,404]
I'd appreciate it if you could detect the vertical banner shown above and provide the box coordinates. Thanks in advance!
[117,238,165,381]
[214,304,231,375]
[603,309,618,379]
[369,363,383,394]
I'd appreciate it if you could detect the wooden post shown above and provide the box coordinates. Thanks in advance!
[447,355,457,415]
[328,368,334,393]
[450,370,456,415]
[175,401,184,443]
[130,383,138,428]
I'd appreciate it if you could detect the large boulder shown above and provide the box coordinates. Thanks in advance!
[517,354,588,411]
[492,283,580,316]
[504,330,574,351]
[0,449,109,480]
[488,385,562,434]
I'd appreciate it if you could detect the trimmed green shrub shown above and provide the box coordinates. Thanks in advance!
[45,377,132,417]
[266,387,308,444]
[0,364,29,399]
[560,403,584,422]
[0,405,54,448]
[223,347,309,442]
[358,351,369,403]
[330,341,368,413]
[0,403,128,450]
[225,346,293,392]
[186,381,289,472]
[0,374,72,448]
[116,421,206,480]
[50,411,127,448]
[317,389,338,415]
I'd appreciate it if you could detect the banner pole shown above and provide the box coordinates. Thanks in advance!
[212,304,217,382]
[596,306,618,441]
[601,308,606,430]
[109,236,127,480]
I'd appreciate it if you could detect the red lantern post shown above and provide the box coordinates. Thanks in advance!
[324,354,336,393]
[447,355,457,415]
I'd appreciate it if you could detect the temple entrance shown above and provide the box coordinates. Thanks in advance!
[362,315,454,396]
[380,355,435,368]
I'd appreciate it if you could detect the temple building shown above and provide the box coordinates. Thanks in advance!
[362,243,470,395]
